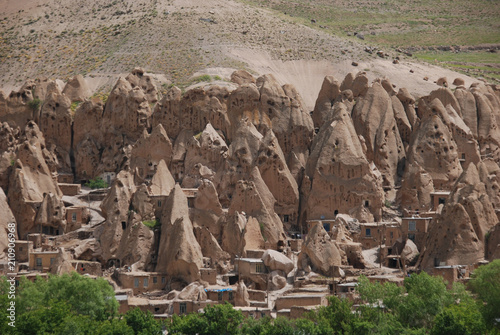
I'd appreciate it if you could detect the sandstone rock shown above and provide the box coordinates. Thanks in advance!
[242,216,266,252]
[298,223,345,276]
[126,68,158,104]
[235,280,250,307]
[404,113,462,190]
[153,86,229,140]
[116,212,155,270]
[8,122,62,238]
[149,159,176,196]
[312,75,341,128]
[228,170,286,248]
[62,75,91,102]
[351,72,369,97]
[352,82,405,187]
[39,82,73,171]
[194,226,230,265]
[221,211,247,257]
[97,170,136,261]
[436,77,448,87]
[401,239,419,263]
[156,185,203,283]
[130,124,173,179]
[454,87,478,137]
[34,193,67,234]
[0,81,36,127]
[262,249,294,275]
[192,179,224,240]
[104,77,152,141]
[256,130,299,229]
[0,188,16,259]
[182,123,228,187]
[269,270,287,290]
[304,102,385,221]
[130,185,154,220]
[396,88,418,127]
[49,248,74,275]
[178,282,207,301]
[340,72,355,92]
[400,164,434,210]
[453,78,465,86]
[473,89,500,163]
[419,164,497,270]
[231,70,256,85]
[73,97,105,179]
[486,223,500,260]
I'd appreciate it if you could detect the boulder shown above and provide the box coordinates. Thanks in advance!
[298,223,345,276]
[262,249,294,275]
[178,282,207,301]
[62,75,91,102]
[231,70,256,85]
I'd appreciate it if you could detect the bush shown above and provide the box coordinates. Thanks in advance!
[27,98,42,111]
[142,220,160,230]
[85,177,108,189]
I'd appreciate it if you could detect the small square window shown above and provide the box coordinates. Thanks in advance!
[283,215,289,223]
[72,212,77,222]
[153,277,157,284]
[409,221,416,232]
[256,263,263,273]
[161,277,166,284]
[50,258,55,265]
[229,292,234,300]
[218,292,223,301]
[365,228,371,237]
[157,200,162,207]
[144,278,148,287]
[134,278,139,288]
[36,258,42,267]
[179,303,187,314]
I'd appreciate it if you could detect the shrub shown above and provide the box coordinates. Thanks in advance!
[142,220,160,229]
[85,177,108,189]
[28,98,42,111]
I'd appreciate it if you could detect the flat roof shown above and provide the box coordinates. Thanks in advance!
[278,294,326,299]
[236,258,264,263]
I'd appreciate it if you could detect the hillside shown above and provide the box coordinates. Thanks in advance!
[1,0,498,109]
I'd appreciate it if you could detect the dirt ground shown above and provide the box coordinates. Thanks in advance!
[0,0,484,107]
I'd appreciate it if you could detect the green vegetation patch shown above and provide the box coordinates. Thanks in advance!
[142,220,161,229]
[414,51,500,83]
[85,177,108,189]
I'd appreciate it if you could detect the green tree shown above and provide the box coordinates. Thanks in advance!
[16,273,118,321]
[85,177,108,189]
[432,302,487,335]
[469,259,500,328]
[124,308,162,335]
[398,272,453,328]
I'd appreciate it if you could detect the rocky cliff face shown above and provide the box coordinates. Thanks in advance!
[2,69,500,277]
